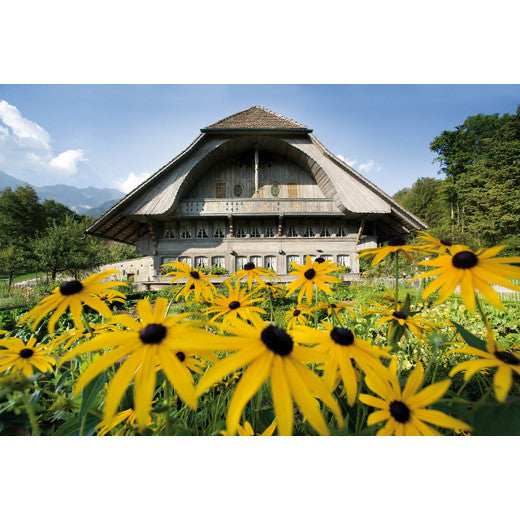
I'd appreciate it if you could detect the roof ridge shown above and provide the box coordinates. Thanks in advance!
[202,105,309,131]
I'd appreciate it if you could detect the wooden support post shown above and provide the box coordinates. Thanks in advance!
[356,217,366,245]
[277,214,284,237]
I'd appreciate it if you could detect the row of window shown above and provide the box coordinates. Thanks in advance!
[163,222,351,239]
[162,254,352,271]
[214,181,299,199]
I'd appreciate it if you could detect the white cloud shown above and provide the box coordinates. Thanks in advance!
[358,159,381,174]
[0,100,50,148]
[114,171,150,193]
[0,99,88,183]
[47,149,86,176]
[336,153,358,167]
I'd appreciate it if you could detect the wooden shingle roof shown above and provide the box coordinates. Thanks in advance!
[201,105,311,132]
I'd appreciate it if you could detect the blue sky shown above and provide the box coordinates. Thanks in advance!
[0,84,518,196]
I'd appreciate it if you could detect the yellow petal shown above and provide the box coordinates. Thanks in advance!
[408,379,451,409]
[413,409,472,432]
[493,365,513,402]
[270,356,294,436]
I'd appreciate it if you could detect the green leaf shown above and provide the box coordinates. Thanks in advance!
[472,398,520,436]
[451,320,487,352]
[53,414,100,436]
[78,372,106,420]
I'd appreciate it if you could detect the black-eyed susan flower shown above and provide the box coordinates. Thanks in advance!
[359,359,471,435]
[292,322,391,406]
[204,281,266,324]
[162,261,215,301]
[286,255,342,304]
[311,301,356,325]
[18,270,126,334]
[0,337,55,377]
[284,304,315,329]
[449,324,520,402]
[410,245,520,313]
[196,314,344,436]
[61,297,214,429]
[366,300,437,342]
[221,420,277,436]
[415,231,454,255]
[252,281,286,299]
[357,237,420,266]
[230,262,280,289]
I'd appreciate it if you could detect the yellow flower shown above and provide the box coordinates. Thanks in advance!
[162,261,215,301]
[284,304,315,329]
[366,301,438,341]
[18,270,126,334]
[204,281,266,324]
[292,322,391,406]
[415,231,454,255]
[449,324,520,402]
[359,360,471,435]
[96,408,142,436]
[253,282,286,299]
[221,420,278,436]
[311,301,356,325]
[61,297,214,429]
[0,330,7,335]
[196,314,344,436]
[410,245,520,313]
[230,262,280,289]
[286,255,341,304]
[357,237,420,266]
[0,337,55,377]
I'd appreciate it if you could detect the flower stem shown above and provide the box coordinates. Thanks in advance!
[20,390,40,436]
[474,296,489,327]
[165,381,173,436]
[394,250,399,311]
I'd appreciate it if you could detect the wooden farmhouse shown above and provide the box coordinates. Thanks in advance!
[87,106,427,277]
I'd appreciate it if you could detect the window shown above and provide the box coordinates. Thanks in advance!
[162,257,177,265]
[287,225,298,237]
[233,183,244,197]
[235,256,247,270]
[265,225,276,238]
[250,226,261,238]
[164,227,175,239]
[287,181,298,198]
[287,255,300,272]
[321,255,333,262]
[320,225,331,237]
[303,225,314,237]
[236,226,247,238]
[178,256,192,267]
[180,224,191,239]
[250,256,262,267]
[213,222,225,238]
[264,255,277,271]
[211,256,225,268]
[195,256,208,268]
[270,182,281,198]
[215,182,226,198]
[337,225,348,237]
[196,222,209,239]
[337,255,350,268]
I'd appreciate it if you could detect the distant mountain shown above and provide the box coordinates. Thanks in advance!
[0,169,123,216]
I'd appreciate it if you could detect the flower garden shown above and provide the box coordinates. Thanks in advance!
[1,231,520,436]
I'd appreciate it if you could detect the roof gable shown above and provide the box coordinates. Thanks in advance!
[201,105,311,132]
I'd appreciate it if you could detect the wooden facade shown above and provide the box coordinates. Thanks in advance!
[87,106,427,275]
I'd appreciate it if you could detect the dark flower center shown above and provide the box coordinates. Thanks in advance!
[293,309,301,316]
[190,271,200,279]
[19,348,34,359]
[59,280,83,296]
[388,237,406,247]
[315,257,325,263]
[176,351,186,362]
[260,325,294,356]
[304,268,316,280]
[244,262,255,271]
[452,251,478,269]
[392,311,407,320]
[330,303,337,308]
[440,239,452,246]
[389,400,410,423]
[139,324,167,344]
[228,300,241,310]
[495,350,520,365]
[330,327,355,346]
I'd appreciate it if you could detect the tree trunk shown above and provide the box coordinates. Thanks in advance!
[8,271,13,296]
